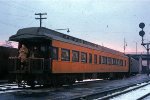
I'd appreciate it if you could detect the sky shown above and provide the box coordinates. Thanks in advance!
[0,0,150,53]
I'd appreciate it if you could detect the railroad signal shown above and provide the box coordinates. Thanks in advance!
[139,22,146,43]
[139,30,145,37]
[139,22,145,29]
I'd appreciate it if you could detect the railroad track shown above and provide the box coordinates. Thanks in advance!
[0,75,149,99]
[0,83,23,93]
[96,82,150,100]
[137,92,150,100]
[71,80,150,100]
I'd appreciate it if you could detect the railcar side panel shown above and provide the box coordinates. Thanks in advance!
[52,40,129,73]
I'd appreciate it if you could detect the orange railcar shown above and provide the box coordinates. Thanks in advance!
[9,27,129,87]
[52,40,128,73]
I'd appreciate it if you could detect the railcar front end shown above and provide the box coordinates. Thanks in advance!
[8,27,55,87]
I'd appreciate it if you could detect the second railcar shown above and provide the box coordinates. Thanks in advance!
[129,56,140,75]
[0,46,17,79]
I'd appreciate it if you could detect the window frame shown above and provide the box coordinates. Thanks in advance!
[107,57,112,65]
[89,53,92,64]
[94,54,97,64]
[102,56,107,64]
[72,50,79,62]
[61,48,70,61]
[81,52,87,63]
[52,47,58,60]
[99,55,101,64]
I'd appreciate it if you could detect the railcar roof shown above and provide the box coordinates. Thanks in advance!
[9,27,126,56]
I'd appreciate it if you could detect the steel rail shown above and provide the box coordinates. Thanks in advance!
[71,80,150,100]
[137,92,150,100]
[96,82,150,100]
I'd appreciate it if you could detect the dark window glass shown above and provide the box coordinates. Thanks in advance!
[120,60,123,66]
[113,58,117,65]
[117,59,120,65]
[72,50,79,62]
[118,59,121,66]
[102,56,107,64]
[89,53,92,63]
[52,47,58,60]
[108,57,112,65]
[94,54,97,64]
[81,52,87,63]
[61,49,70,61]
[41,46,46,52]
[99,55,101,64]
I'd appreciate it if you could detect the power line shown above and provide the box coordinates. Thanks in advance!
[35,13,47,27]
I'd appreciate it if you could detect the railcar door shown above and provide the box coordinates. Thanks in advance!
[13,39,51,73]
[25,40,51,73]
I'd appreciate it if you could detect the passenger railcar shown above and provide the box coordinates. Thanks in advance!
[8,27,133,87]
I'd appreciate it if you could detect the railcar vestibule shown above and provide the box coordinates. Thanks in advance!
[18,39,51,59]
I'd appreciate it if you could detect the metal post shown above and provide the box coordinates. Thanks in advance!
[136,42,137,54]
[147,45,149,72]
[124,38,127,54]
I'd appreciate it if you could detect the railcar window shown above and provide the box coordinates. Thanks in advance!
[72,50,79,62]
[81,52,87,63]
[116,59,119,65]
[89,53,92,63]
[121,60,123,66]
[120,60,123,66]
[112,58,116,65]
[94,54,97,64]
[52,47,58,60]
[102,56,107,64]
[41,46,45,52]
[61,49,70,61]
[99,55,101,64]
[108,57,112,65]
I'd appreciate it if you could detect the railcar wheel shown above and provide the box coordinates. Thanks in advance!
[27,80,35,88]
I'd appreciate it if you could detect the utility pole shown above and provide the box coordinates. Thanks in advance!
[124,38,127,54]
[35,13,47,27]
[136,42,137,54]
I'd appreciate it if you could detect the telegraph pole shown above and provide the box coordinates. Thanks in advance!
[35,13,47,27]
[124,38,127,54]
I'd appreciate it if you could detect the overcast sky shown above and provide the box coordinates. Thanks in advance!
[0,0,150,53]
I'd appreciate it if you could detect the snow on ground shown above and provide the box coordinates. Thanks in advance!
[110,84,150,100]
[76,79,103,83]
